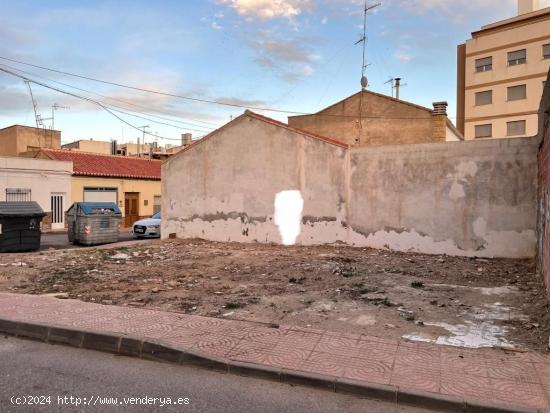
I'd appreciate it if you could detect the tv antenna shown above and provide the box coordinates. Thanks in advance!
[50,103,69,130]
[355,0,381,90]
[24,80,46,128]
[355,0,381,145]
[384,77,407,99]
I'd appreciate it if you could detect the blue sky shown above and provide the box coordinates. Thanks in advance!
[1,0,549,145]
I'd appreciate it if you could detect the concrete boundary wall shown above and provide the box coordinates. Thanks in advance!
[162,113,538,258]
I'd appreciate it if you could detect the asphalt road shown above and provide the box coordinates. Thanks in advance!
[0,337,434,413]
[40,230,137,250]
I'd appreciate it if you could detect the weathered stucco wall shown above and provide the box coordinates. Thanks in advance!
[349,138,537,258]
[163,112,537,258]
[162,115,348,244]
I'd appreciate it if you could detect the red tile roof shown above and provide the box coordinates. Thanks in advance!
[41,149,161,180]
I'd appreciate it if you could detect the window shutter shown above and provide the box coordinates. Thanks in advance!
[475,124,492,138]
[475,56,492,72]
[475,90,492,105]
[507,84,526,101]
[508,49,526,64]
[507,120,526,136]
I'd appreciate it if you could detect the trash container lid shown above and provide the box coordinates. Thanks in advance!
[76,202,121,215]
[0,202,46,218]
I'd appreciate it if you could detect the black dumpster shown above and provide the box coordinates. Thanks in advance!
[0,202,46,253]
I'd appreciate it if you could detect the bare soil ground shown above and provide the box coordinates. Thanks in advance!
[1,239,549,352]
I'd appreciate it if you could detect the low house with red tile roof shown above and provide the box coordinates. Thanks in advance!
[27,149,162,227]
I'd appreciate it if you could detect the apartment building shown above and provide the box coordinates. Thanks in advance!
[457,0,550,140]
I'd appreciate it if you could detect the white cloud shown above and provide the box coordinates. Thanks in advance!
[211,21,223,30]
[393,50,412,63]
[217,0,314,20]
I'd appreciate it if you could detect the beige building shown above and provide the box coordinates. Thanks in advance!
[288,91,462,147]
[0,125,61,156]
[29,149,162,227]
[62,139,114,155]
[0,156,72,231]
[457,0,550,140]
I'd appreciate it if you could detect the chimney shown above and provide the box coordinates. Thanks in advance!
[181,133,192,147]
[432,101,448,142]
[518,0,539,15]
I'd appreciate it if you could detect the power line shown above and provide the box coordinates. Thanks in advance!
[0,63,216,132]
[0,66,187,142]
[0,55,441,120]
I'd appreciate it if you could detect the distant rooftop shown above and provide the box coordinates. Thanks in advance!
[473,6,550,36]
[39,149,161,180]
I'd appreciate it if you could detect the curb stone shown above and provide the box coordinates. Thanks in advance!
[0,317,545,413]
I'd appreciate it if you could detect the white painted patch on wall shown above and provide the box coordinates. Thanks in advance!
[274,190,304,246]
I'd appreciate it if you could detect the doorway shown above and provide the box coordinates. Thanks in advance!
[50,193,65,230]
[124,192,139,227]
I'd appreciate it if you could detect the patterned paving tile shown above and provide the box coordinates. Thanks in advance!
[490,380,549,409]
[300,351,348,377]
[440,374,494,400]
[1,293,550,411]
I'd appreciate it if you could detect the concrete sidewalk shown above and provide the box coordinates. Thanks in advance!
[0,293,548,412]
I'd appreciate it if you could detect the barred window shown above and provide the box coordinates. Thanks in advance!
[153,195,161,214]
[6,188,31,202]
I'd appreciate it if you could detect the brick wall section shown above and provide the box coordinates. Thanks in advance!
[41,212,52,233]
[537,70,550,299]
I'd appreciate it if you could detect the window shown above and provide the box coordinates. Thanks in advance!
[507,84,527,101]
[475,124,492,138]
[475,56,492,72]
[507,120,526,136]
[153,195,161,214]
[475,90,492,105]
[6,188,31,201]
[508,49,526,66]
[544,44,550,59]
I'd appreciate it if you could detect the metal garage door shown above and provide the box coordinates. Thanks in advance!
[83,187,118,203]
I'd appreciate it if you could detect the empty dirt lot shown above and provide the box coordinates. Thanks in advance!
[0,239,548,352]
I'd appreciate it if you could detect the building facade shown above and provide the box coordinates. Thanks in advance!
[288,91,462,147]
[0,156,72,231]
[457,0,550,140]
[62,139,114,155]
[0,125,61,156]
[29,149,161,227]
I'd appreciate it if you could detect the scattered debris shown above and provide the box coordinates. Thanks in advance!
[0,238,547,352]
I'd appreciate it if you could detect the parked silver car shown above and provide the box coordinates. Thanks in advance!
[132,212,161,238]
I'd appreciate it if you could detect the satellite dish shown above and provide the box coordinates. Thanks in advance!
[361,75,368,89]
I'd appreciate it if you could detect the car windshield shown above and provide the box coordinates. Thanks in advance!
[152,212,161,219]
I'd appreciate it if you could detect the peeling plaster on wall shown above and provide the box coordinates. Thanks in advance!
[162,114,537,259]
[448,161,478,200]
